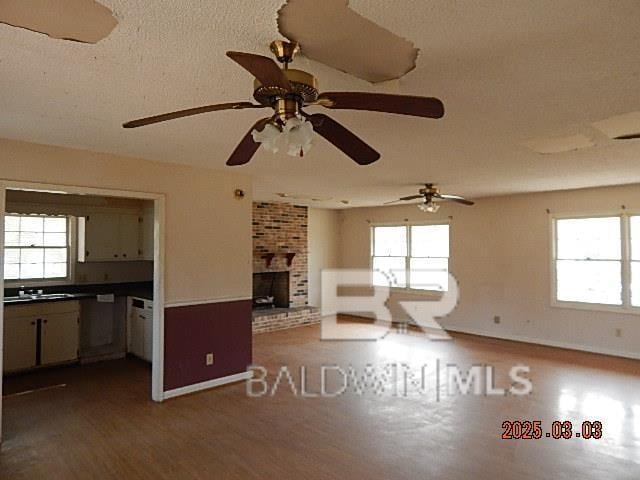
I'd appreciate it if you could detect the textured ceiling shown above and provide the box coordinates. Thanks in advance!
[1,0,640,208]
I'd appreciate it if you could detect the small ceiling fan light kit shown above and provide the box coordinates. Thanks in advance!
[386,184,475,212]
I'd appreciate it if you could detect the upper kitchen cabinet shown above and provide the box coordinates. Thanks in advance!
[78,213,143,262]
[141,207,154,261]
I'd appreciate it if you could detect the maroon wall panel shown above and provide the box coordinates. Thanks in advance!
[164,299,252,391]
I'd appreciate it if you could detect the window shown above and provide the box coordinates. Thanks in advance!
[372,224,449,291]
[553,214,639,310]
[4,214,69,282]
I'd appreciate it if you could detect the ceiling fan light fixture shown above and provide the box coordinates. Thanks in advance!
[252,122,281,153]
[418,199,440,213]
[252,116,314,157]
[283,116,314,157]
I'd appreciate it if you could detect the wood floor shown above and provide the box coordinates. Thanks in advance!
[1,322,639,479]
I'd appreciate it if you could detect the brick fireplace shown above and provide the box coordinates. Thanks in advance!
[252,202,319,333]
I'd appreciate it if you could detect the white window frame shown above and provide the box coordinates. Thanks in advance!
[370,220,451,293]
[4,213,75,287]
[550,211,640,315]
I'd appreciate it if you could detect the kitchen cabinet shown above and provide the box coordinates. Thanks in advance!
[141,208,154,261]
[3,316,37,372]
[78,213,144,262]
[126,297,153,362]
[3,301,80,374]
[41,311,81,365]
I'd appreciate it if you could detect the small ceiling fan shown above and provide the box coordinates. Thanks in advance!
[385,184,474,212]
[123,41,444,166]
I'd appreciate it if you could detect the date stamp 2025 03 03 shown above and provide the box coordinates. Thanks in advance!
[501,420,603,440]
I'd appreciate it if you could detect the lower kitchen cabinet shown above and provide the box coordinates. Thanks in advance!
[42,311,81,365]
[3,316,37,372]
[126,297,153,362]
[3,301,80,374]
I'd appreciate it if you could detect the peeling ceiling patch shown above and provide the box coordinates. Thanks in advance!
[592,111,640,140]
[0,0,117,43]
[277,0,418,83]
[523,134,595,154]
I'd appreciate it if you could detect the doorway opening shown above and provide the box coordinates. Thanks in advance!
[0,182,165,442]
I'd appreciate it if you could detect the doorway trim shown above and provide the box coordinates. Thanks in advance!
[0,180,166,442]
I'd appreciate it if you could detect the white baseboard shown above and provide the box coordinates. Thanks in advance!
[163,370,253,400]
[340,313,640,361]
[445,325,640,361]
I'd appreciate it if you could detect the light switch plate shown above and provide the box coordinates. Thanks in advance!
[206,353,214,366]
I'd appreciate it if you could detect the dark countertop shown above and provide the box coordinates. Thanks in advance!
[4,281,153,305]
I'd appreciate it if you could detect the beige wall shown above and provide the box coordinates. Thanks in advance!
[338,184,640,359]
[307,208,340,308]
[0,137,252,304]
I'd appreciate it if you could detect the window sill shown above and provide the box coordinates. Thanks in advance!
[5,278,74,288]
[551,300,640,316]
[389,287,447,295]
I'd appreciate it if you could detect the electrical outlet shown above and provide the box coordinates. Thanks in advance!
[493,316,501,324]
[615,328,622,338]
[205,353,214,366]
[77,273,88,282]
[103,273,111,281]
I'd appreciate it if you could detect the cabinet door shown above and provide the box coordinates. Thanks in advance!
[83,213,120,261]
[41,312,79,365]
[141,210,154,261]
[119,214,141,260]
[142,312,153,362]
[3,316,37,372]
[129,310,145,359]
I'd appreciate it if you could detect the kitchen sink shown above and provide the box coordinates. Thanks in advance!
[4,293,76,303]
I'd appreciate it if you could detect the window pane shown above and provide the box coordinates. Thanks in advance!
[374,226,407,256]
[631,216,640,261]
[410,257,449,291]
[44,263,67,278]
[5,248,20,264]
[5,216,20,231]
[5,231,20,247]
[20,216,44,232]
[20,248,44,264]
[45,248,67,263]
[411,225,449,258]
[4,263,19,280]
[556,260,622,305]
[20,231,43,247]
[556,217,621,260]
[20,262,44,279]
[632,262,639,307]
[44,217,66,233]
[372,256,406,287]
[44,232,67,247]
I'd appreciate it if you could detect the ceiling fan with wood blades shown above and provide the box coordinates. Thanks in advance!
[385,184,474,212]
[123,41,444,166]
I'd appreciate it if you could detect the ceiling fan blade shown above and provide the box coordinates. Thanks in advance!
[399,194,424,201]
[436,194,475,206]
[317,92,444,118]
[613,133,640,140]
[226,117,272,166]
[303,113,380,165]
[384,194,423,205]
[123,102,264,128]
[226,51,292,91]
